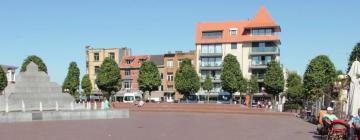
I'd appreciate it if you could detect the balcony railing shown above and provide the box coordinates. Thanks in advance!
[250,61,269,69]
[199,53,222,57]
[250,47,279,55]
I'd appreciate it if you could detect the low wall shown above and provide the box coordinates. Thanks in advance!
[0,109,129,123]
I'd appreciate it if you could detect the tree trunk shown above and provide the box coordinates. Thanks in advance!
[230,92,233,104]
[239,93,242,105]
[207,91,210,104]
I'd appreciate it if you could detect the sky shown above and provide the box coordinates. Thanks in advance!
[0,0,359,84]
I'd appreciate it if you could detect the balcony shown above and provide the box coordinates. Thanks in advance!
[250,47,280,56]
[200,75,221,83]
[199,53,222,57]
[253,74,265,82]
[250,61,269,69]
[199,64,222,70]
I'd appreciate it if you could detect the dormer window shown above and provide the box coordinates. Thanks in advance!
[202,31,223,39]
[230,28,238,36]
[126,60,133,64]
[139,59,145,64]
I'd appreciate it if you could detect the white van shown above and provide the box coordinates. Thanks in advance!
[123,92,142,103]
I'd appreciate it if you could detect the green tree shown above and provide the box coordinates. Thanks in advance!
[264,61,284,100]
[81,74,92,96]
[202,73,213,103]
[220,54,246,103]
[0,67,7,92]
[347,42,360,72]
[303,55,336,102]
[247,75,259,107]
[285,72,303,102]
[62,62,80,97]
[21,55,48,73]
[175,59,200,99]
[138,61,161,99]
[96,58,122,100]
[248,75,259,94]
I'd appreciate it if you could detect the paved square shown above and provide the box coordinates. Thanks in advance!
[0,112,316,140]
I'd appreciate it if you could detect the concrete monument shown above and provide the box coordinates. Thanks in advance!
[6,62,74,111]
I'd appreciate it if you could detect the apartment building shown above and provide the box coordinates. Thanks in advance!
[163,51,196,101]
[85,46,132,93]
[195,6,281,95]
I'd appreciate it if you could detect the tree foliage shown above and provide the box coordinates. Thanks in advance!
[203,74,213,92]
[220,54,246,95]
[96,58,122,99]
[247,75,259,94]
[175,59,200,97]
[203,74,213,103]
[62,62,80,96]
[137,61,161,97]
[347,42,360,72]
[303,55,336,101]
[0,67,7,91]
[285,72,303,101]
[81,74,92,95]
[21,55,47,73]
[264,61,284,96]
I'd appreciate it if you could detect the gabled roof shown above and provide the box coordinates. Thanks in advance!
[246,6,279,29]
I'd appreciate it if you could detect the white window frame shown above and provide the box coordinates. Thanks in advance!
[230,28,238,36]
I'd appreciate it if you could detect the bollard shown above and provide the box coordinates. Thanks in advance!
[21,100,26,112]
[70,102,74,111]
[101,101,105,110]
[40,102,43,112]
[55,101,59,111]
[94,102,97,110]
[5,101,8,113]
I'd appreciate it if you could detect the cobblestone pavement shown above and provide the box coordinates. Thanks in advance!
[0,112,317,140]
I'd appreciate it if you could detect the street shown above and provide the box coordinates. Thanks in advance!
[0,111,317,140]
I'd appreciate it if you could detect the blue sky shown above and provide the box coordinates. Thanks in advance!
[0,0,359,84]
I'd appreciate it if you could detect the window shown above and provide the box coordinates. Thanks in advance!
[139,59,145,64]
[178,60,182,67]
[160,73,163,79]
[167,60,173,68]
[208,44,215,53]
[215,58,222,66]
[94,53,99,61]
[125,69,131,76]
[109,52,115,60]
[202,31,223,39]
[201,44,222,54]
[231,43,237,49]
[124,81,131,89]
[126,60,132,64]
[94,66,100,74]
[167,73,174,81]
[251,28,273,35]
[230,28,237,36]
[215,44,222,53]
[201,45,209,53]
[201,57,221,67]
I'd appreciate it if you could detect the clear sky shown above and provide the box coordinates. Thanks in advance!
[0,0,359,84]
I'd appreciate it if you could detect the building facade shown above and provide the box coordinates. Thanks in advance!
[195,6,281,96]
[85,46,132,93]
[0,64,17,95]
[163,51,196,101]
[119,55,164,100]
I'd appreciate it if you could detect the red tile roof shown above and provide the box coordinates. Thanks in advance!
[195,6,280,44]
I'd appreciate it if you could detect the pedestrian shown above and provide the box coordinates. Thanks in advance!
[104,97,110,110]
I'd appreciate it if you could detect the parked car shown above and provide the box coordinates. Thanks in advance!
[123,92,142,103]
